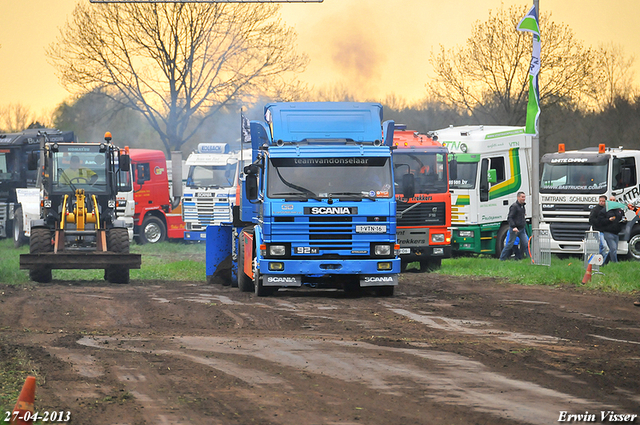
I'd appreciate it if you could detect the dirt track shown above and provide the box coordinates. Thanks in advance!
[1,273,639,425]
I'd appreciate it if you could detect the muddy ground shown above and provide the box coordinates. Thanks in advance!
[1,272,639,425]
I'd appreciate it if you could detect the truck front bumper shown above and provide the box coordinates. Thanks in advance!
[257,258,400,287]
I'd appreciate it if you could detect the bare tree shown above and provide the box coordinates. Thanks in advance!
[585,43,636,111]
[48,2,307,153]
[0,103,36,133]
[428,5,610,125]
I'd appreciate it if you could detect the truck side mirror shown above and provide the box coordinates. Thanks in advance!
[245,174,259,200]
[402,173,415,200]
[119,154,131,172]
[27,152,38,171]
[488,169,497,184]
[622,167,632,185]
[449,158,457,181]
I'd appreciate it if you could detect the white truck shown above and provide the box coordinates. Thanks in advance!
[181,143,250,241]
[431,125,533,256]
[539,144,640,260]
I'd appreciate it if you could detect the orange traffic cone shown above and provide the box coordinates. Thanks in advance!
[10,376,36,425]
[581,263,593,285]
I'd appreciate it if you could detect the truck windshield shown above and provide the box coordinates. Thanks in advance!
[267,157,393,199]
[0,151,14,181]
[449,162,478,189]
[540,162,608,193]
[52,147,108,194]
[393,152,448,193]
[187,164,236,188]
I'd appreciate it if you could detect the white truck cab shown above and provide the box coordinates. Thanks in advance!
[181,143,250,241]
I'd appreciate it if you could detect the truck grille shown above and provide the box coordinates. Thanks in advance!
[271,215,392,254]
[542,203,592,220]
[183,197,232,229]
[397,202,446,227]
[550,222,591,242]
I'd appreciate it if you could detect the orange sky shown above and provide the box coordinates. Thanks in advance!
[1,0,639,118]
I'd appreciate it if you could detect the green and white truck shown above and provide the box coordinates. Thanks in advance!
[431,125,533,256]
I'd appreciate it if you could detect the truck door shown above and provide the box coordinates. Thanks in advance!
[612,156,638,202]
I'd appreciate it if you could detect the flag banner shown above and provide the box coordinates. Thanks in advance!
[606,200,629,211]
[517,5,540,136]
[241,111,251,143]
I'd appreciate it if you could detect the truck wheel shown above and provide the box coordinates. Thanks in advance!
[13,206,28,248]
[254,268,275,297]
[626,229,640,261]
[139,216,166,244]
[496,224,509,258]
[107,228,130,284]
[29,227,52,283]
[237,227,255,292]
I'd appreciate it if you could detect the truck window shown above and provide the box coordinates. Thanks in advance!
[267,157,393,199]
[0,151,9,178]
[489,156,506,185]
[136,163,151,184]
[448,156,478,189]
[612,157,637,190]
[187,164,236,188]
[540,162,608,194]
[393,152,448,194]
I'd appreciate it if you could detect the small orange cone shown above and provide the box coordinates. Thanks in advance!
[581,263,593,284]
[10,376,36,425]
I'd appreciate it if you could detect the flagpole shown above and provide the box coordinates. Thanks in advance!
[531,0,540,232]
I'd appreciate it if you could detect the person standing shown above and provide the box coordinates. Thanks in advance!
[589,195,610,263]
[500,191,529,260]
[589,195,623,264]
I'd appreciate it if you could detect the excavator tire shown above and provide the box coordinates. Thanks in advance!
[107,228,130,284]
[29,228,53,283]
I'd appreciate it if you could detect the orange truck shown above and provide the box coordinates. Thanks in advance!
[393,127,452,271]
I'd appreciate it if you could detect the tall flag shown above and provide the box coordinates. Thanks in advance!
[241,109,251,144]
[517,5,540,136]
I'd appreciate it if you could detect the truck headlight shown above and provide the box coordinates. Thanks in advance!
[431,234,445,243]
[374,244,391,256]
[269,245,286,256]
[458,230,474,238]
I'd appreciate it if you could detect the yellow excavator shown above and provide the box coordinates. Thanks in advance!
[19,132,141,283]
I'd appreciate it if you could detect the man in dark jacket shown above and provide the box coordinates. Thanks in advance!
[499,191,529,260]
[590,195,624,264]
[589,195,610,262]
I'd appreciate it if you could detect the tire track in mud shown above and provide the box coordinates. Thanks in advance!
[75,334,617,425]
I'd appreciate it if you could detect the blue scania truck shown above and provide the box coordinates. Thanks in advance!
[227,102,405,296]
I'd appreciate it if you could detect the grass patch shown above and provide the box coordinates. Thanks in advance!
[437,256,640,293]
[0,344,41,416]
[0,239,205,285]
[2,237,639,294]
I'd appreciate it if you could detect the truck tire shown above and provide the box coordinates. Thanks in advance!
[254,267,275,297]
[237,227,255,292]
[29,227,52,283]
[496,224,509,258]
[139,216,166,244]
[13,206,28,248]
[107,228,130,284]
[626,228,640,261]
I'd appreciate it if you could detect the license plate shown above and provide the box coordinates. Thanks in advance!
[355,225,386,233]
[399,248,411,254]
[294,247,319,254]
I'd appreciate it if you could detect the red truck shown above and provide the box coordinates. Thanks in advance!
[124,149,185,243]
